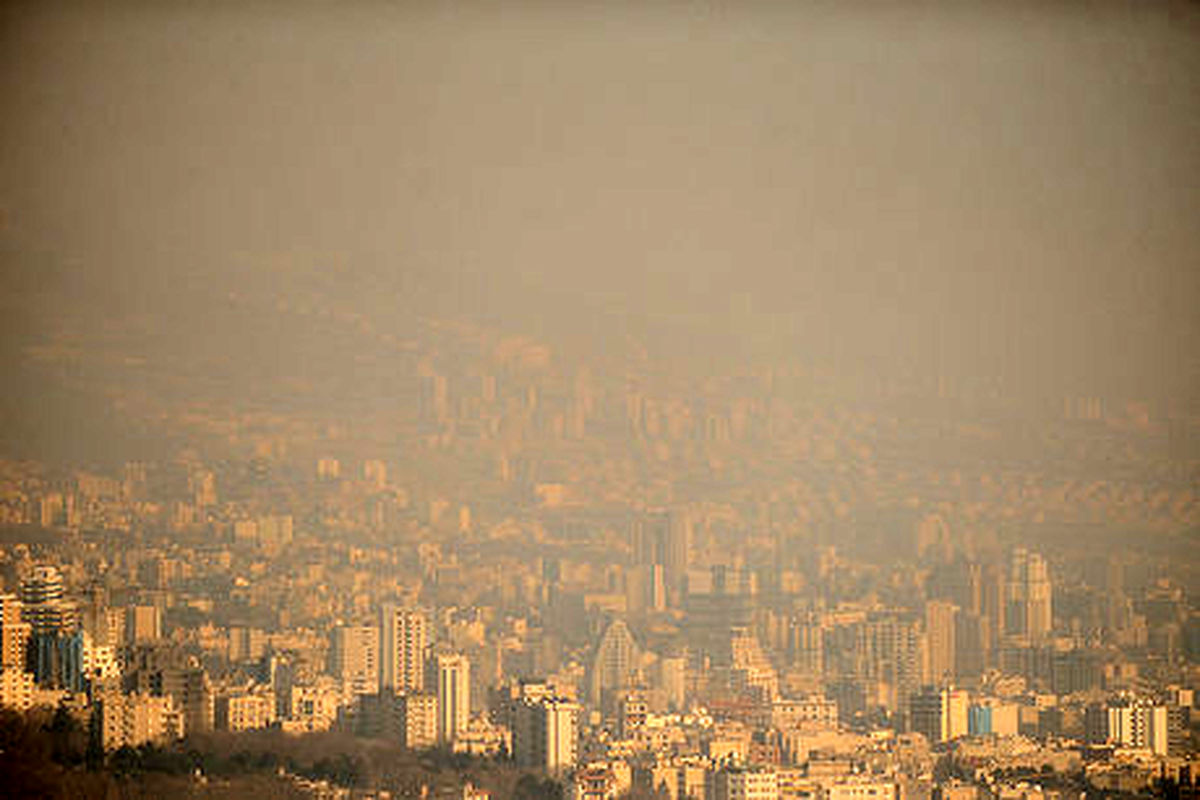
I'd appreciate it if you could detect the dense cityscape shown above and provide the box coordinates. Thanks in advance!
[2,2,1197,799]
[0,305,1196,798]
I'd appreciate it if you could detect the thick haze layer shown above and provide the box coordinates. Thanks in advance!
[2,2,1197,424]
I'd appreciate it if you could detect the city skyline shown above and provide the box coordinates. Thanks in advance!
[0,1,1197,799]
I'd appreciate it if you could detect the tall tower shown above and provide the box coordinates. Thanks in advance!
[631,509,690,608]
[910,686,969,743]
[788,611,824,679]
[1104,557,1130,639]
[954,610,989,681]
[400,692,438,749]
[436,653,470,745]
[331,625,379,697]
[514,696,579,774]
[1024,551,1052,640]
[20,565,77,686]
[589,619,639,707]
[981,560,1006,659]
[858,614,924,712]
[380,606,427,694]
[548,698,575,770]
[1006,549,1052,642]
[20,566,69,635]
[924,600,957,685]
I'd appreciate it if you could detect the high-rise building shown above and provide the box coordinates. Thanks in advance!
[228,627,268,664]
[927,559,983,616]
[0,594,30,670]
[981,561,1006,660]
[787,611,824,679]
[1104,558,1132,642]
[20,567,82,688]
[381,605,427,694]
[98,690,184,750]
[400,693,438,749]
[924,600,957,684]
[331,625,379,697]
[656,654,687,712]
[20,566,70,635]
[1006,549,1052,641]
[683,566,757,658]
[589,619,639,707]
[631,509,690,608]
[123,645,213,734]
[853,614,925,712]
[164,665,214,734]
[1090,697,1170,755]
[625,563,666,616]
[729,627,779,700]
[513,696,578,774]
[436,653,470,745]
[954,612,988,681]
[82,601,123,651]
[910,686,969,744]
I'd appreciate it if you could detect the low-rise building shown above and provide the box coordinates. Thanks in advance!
[215,689,276,732]
[710,765,779,800]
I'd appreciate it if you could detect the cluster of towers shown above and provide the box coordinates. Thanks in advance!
[331,605,471,748]
[1,566,87,701]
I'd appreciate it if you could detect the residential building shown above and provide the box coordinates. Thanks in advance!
[381,605,427,694]
[436,652,470,745]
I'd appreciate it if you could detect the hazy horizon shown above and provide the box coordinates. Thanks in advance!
[2,1,1198,463]
[1,6,1199,795]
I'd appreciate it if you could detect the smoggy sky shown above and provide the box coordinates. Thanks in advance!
[2,1,1197,402]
